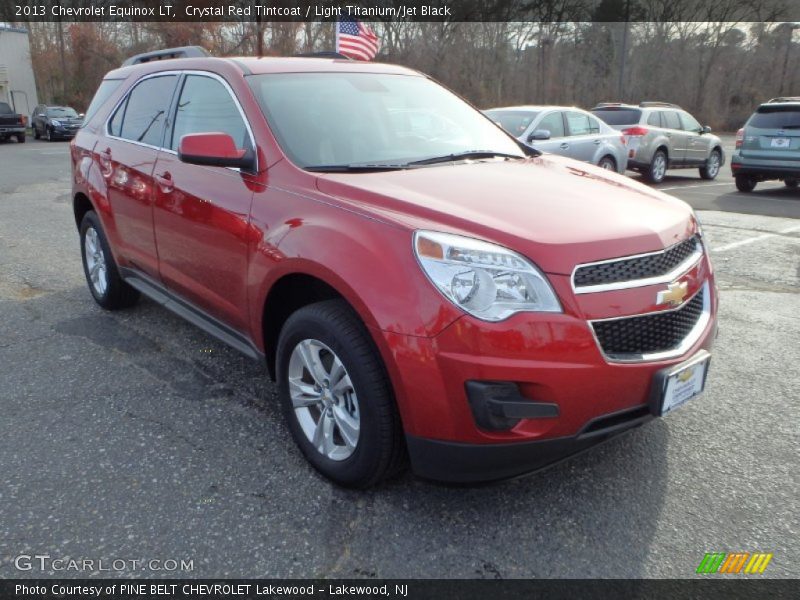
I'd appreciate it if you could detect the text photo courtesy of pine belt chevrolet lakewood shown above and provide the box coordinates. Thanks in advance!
[70,49,717,488]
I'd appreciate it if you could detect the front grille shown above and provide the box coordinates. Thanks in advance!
[575,236,699,288]
[592,287,705,358]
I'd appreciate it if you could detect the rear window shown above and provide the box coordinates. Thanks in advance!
[591,108,641,125]
[0,102,12,114]
[484,110,539,136]
[81,79,124,127]
[748,106,800,129]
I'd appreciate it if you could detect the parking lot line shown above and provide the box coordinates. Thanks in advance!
[659,182,732,191]
[714,224,800,253]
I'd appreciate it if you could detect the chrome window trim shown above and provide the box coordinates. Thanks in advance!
[588,281,711,364]
[571,237,703,294]
[103,69,257,172]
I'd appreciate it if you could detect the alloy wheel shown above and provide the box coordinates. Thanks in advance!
[84,227,108,296]
[287,338,360,461]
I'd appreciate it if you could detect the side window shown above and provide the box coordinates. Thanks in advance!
[647,112,662,127]
[587,115,601,134]
[662,111,682,130]
[566,111,592,136]
[537,112,565,138]
[108,75,177,146]
[170,75,250,151]
[679,111,702,132]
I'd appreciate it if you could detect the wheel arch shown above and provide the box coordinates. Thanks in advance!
[73,192,94,230]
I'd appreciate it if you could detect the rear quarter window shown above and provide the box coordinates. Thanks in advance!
[748,107,800,129]
[82,79,124,128]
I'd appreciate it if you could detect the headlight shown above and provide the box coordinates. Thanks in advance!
[413,230,561,322]
[51,119,62,127]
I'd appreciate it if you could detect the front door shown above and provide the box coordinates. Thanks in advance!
[152,73,256,332]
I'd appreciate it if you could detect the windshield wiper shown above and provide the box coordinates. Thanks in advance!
[304,163,409,173]
[406,150,524,166]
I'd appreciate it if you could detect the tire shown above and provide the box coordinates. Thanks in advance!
[646,149,668,183]
[34,126,40,140]
[598,155,616,171]
[45,127,52,142]
[16,133,25,143]
[785,178,798,188]
[700,149,721,180]
[79,211,140,310]
[735,175,757,192]
[277,299,406,488]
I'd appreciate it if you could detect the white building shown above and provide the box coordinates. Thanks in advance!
[0,24,39,117]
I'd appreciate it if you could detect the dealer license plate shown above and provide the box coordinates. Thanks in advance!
[771,137,791,148]
[661,351,710,415]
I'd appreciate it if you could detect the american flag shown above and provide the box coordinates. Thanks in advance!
[336,17,380,61]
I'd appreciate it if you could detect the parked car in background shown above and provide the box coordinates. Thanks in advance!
[71,49,716,487]
[32,105,83,141]
[591,102,724,184]
[484,106,627,173]
[0,101,27,143]
[731,97,800,192]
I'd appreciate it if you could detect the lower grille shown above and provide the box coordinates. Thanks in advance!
[592,287,706,359]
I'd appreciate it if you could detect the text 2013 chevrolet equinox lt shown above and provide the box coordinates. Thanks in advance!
[71,51,717,487]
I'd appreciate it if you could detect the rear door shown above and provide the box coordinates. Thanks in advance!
[100,73,178,278]
[678,111,707,164]
[661,110,689,164]
[564,110,602,162]
[741,105,800,163]
[152,72,255,331]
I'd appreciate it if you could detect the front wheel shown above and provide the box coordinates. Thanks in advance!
[647,150,668,183]
[34,126,40,140]
[785,178,798,188]
[699,149,721,180]
[735,174,757,192]
[79,211,140,309]
[277,300,405,488]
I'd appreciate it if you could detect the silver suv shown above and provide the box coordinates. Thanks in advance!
[591,102,725,183]
[731,97,800,192]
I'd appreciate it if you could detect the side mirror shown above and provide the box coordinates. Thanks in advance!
[529,129,551,141]
[178,132,254,170]
[701,126,712,134]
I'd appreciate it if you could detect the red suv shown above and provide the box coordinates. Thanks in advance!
[71,50,717,487]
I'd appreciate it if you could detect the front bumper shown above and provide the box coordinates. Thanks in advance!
[380,268,717,483]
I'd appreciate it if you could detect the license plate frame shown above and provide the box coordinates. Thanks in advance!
[651,350,711,416]
[771,137,791,148]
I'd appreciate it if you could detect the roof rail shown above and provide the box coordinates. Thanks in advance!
[121,46,210,67]
[639,101,682,109]
[767,96,800,103]
[293,52,352,60]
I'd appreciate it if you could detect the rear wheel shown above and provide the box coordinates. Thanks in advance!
[785,178,798,188]
[277,300,405,488]
[598,155,616,171]
[699,149,721,180]
[735,175,757,192]
[79,211,140,310]
[647,150,668,183]
[15,133,25,144]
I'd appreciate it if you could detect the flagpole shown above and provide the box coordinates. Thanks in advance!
[334,19,340,54]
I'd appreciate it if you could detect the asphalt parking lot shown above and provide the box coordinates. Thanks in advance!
[0,136,797,579]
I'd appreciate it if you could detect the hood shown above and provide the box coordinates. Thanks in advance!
[315,154,697,275]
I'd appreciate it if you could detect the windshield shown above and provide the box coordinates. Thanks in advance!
[749,107,800,129]
[47,107,79,118]
[248,73,523,169]
[484,110,539,136]
[592,108,642,126]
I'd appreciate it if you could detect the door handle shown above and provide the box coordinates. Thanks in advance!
[593,139,601,145]
[560,143,569,150]
[155,171,174,193]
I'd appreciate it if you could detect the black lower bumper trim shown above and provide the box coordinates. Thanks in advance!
[732,165,800,180]
[407,408,653,483]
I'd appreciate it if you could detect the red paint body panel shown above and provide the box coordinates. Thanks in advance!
[71,56,718,478]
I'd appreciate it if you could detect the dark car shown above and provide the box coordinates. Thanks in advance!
[731,97,800,192]
[32,105,83,141]
[0,101,27,143]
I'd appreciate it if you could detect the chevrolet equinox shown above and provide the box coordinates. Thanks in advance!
[71,50,718,487]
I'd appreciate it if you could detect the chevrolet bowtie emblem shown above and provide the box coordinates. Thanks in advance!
[657,281,688,307]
